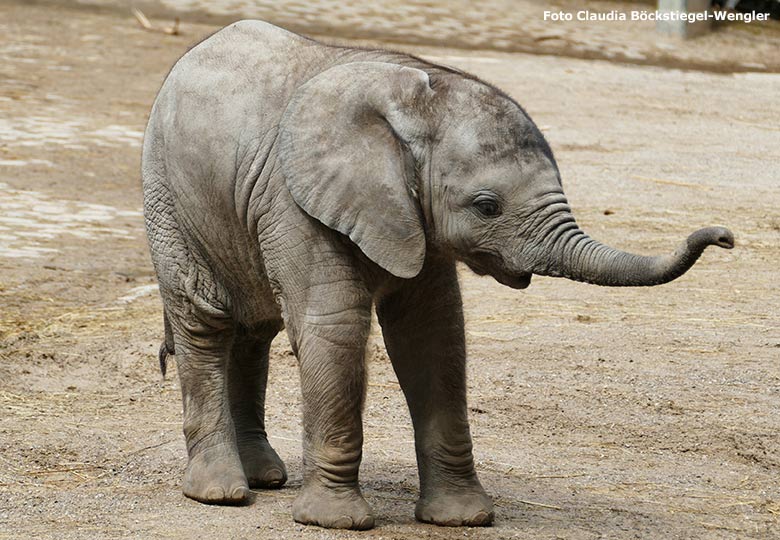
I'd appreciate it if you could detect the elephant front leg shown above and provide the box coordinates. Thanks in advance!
[286,292,375,530]
[171,315,251,505]
[377,261,494,527]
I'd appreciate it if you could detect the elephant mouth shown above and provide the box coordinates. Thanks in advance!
[493,271,532,289]
[464,255,532,290]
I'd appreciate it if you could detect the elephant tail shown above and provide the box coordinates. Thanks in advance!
[158,309,175,378]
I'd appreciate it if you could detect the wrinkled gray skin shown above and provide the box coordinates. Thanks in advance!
[142,20,734,530]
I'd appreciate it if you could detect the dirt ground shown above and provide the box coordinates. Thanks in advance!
[1,2,778,539]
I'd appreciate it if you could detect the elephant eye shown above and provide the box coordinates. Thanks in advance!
[473,197,501,218]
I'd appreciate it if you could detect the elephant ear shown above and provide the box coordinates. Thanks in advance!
[278,61,433,279]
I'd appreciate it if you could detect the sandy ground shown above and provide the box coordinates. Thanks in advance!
[1,2,779,539]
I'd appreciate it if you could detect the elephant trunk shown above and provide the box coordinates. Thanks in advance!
[526,199,734,287]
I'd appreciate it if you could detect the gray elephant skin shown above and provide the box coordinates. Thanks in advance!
[142,20,734,530]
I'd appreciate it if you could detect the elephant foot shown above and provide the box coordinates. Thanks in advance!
[237,436,288,489]
[416,488,494,527]
[292,483,375,530]
[182,443,251,505]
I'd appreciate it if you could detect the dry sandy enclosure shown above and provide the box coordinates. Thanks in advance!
[1,2,779,539]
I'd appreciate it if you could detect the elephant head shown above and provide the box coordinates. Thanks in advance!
[279,61,733,287]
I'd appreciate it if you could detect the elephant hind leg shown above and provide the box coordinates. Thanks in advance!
[228,321,287,489]
[143,147,250,503]
[166,305,251,505]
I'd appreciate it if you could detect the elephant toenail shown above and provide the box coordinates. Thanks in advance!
[263,469,284,485]
[332,516,354,529]
[469,511,494,526]
[231,486,250,500]
[353,515,375,530]
[205,486,225,500]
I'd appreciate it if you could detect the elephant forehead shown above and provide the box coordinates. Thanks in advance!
[438,112,542,167]
[437,133,551,177]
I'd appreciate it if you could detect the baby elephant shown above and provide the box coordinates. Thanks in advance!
[142,20,733,529]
